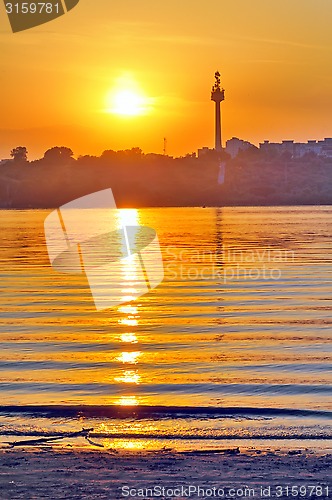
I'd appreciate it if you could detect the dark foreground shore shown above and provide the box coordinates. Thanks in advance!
[0,448,331,500]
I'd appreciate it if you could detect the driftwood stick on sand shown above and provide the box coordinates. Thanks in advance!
[85,436,105,448]
[5,428,95,448]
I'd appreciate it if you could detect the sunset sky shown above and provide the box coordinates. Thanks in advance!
[1,0,332,159]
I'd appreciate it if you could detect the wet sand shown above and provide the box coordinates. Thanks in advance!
[0,447,331,499]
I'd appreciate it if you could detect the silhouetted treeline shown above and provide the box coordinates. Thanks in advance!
[0,145,331,208]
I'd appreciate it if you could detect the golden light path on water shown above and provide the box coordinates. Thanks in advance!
[98,208,144,448]
[116,208,142,418]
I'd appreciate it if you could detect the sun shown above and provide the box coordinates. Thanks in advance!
[107,89,149,116]
[104,74,154,117]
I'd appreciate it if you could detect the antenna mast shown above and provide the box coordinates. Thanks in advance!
[211,71,225,151]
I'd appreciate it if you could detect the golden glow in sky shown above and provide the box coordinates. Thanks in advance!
[1,0,332,158]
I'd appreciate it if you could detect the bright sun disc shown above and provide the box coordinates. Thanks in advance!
[109,90,147,116]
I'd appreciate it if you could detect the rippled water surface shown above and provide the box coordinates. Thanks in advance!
[0,207,331,447]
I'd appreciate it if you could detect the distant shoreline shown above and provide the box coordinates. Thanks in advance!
[1,203,332,210]
[1,148,332,208]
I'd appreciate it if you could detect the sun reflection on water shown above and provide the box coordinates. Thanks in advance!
[116,396,139,406]
[116,351,141,364]
[119,209,139,227]
[117,440,145,450]
[119,318,138,326]
[118,305,138,315]
[120,296,136,304]
[104,439,148,451]
[120,333,138,343]
[114,370,141,384]
[113,214,143,403]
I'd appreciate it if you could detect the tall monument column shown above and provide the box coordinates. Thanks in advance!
[211,71,225,151]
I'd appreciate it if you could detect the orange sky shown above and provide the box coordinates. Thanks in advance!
[1,0,332,159]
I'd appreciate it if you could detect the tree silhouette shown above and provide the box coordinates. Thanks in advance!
[43,147,74,164]
[10,146,28,163]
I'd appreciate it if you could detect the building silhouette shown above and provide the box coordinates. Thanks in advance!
[260,138,332,158]
[226,137,255,158]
